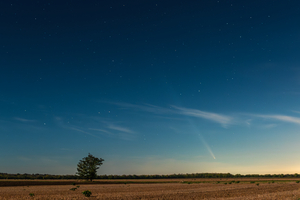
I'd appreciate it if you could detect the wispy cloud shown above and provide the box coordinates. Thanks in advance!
[108,124,134,134]
[171,106,232,126]
[53,116,103,139]
[54,116,136,141]
[112,102,232,127]
[67,127,102,139]
[262,124,277,129]
[14,117,36,122]
[89,126,135,141]
[255,114,300,125]
[106,124,136,140]
[245,119,252,127]
[88,128,111,134]
[110,102,172,114]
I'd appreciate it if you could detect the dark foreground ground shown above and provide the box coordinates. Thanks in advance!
[1,178,300,199]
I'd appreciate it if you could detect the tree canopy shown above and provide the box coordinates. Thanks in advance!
[76,153,104,181]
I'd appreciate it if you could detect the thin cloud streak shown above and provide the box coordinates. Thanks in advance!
[68,127,102,139]
[14,117,36,123]
[112,102,232,126]
[262,124,277,129]
[110,102,172,114]
[108,124,134,134]
[111,102,300,127]
[255,114,300,125]
[55,116,135,141]
[171,106,232,126]
[88,128,111,134]
[89,126,135,141]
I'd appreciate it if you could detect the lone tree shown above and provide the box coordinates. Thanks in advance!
[76,153,104,181]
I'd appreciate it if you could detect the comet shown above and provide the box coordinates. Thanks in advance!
[199,134,216,159]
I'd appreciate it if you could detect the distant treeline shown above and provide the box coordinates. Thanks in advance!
[1,173,300,180]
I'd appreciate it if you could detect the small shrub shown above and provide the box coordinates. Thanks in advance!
[296,181,300,183]
[228,182,232,184]
[272,181,275,183]
[256,183,259,186]
[217,181,220,184]
[29,193,34,197]
[70,188,77,191]
[250,181,255,184]
[76,185,80,188]
[224,183,227,185]
[235,181,240,183]
[72,183,76,186]
[82,190,92,197]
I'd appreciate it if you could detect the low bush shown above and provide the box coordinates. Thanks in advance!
[29,193,34,197]
[82,190,92,197]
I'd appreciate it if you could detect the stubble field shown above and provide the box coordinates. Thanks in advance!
[1,178,300,199]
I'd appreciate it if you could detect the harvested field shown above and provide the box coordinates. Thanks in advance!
[1,179,300,199]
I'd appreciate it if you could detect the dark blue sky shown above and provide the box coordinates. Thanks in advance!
[1,0,300,175]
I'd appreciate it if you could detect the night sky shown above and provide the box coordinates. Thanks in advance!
[1,0,300,175]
